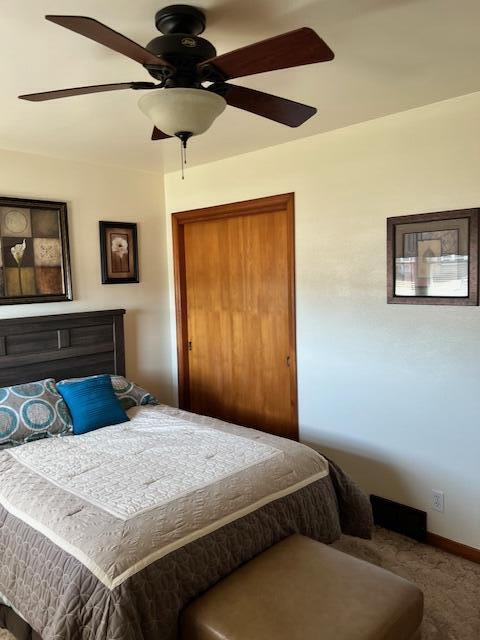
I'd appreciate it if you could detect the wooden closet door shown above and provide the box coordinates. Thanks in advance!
[173,194,297,439]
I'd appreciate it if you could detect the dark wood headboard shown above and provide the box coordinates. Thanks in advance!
[0,309,125,386]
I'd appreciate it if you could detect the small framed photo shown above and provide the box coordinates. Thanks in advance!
[0,196,72,305]
[387,208,479,305]
[99,221,139,285]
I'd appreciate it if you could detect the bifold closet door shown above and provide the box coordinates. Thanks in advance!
[173,193,297,439]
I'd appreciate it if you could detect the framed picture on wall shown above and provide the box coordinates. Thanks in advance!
[99,221,139,284]
[0,196,72,305]
[387,208,479,305]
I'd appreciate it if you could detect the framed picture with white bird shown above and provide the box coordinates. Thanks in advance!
[99,221,139,285]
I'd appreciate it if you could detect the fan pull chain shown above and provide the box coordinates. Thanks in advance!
[179,139,184,180]
[181,141,188,180]
[177,132,192,181]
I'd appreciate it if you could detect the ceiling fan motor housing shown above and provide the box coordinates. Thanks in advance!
[147,5,219,86]
[146,34,217,84]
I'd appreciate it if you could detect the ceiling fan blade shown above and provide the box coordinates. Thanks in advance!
[210,83,316,127]
[45,15,173,69]
[19,82,154,102]
[151,127,171,141]
[199,27,334,80]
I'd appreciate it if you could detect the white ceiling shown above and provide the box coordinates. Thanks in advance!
[1,0,480,173]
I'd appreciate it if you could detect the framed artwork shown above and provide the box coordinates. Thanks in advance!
[0,197,72,305]
[387,208,479,305]
[99,221,139,284]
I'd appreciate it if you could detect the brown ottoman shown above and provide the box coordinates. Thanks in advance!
[181,534,423,640]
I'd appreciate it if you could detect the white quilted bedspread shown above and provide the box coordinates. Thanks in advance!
[0,405,328,589]
[8,412,279,519]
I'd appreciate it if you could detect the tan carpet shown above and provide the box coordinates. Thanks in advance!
[1,527,479,639]
[333,527,480,639]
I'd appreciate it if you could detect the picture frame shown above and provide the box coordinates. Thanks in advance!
[387,208,479,306]
[0,196,72,305]
[99,221,139,285]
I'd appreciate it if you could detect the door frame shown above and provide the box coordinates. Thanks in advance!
[172,192,298,437]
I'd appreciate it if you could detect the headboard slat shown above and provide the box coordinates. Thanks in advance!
[0,344,114,368]
[0,309,125,387]
[57,329,71,349]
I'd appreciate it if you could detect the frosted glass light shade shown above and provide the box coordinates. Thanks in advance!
[138,88,226,137]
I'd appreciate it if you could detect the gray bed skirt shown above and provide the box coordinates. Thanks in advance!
[0,459,373,640]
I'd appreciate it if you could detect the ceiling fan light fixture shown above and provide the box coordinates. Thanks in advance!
[138,88,226,138]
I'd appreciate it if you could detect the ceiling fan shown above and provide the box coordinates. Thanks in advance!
[19,5,334,152]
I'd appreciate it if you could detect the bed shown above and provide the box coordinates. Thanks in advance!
[0,309,373,640]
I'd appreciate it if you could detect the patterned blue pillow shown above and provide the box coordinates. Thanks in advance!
[0,379,72,447]
[58,375,158,411]
[110,376,158,411]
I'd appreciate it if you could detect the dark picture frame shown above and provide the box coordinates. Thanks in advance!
[387,208,479,306]
[0,196,72,306]
[99,221,139,285]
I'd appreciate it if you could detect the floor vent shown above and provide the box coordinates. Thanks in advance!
[370,495,427,542]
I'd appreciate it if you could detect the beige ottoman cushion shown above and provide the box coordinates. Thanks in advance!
[181,534,423,640]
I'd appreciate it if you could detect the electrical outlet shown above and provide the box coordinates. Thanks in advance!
[432,490,444,513]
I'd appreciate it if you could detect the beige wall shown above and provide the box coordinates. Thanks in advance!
[0,148,172,403]
[165,91,480,549]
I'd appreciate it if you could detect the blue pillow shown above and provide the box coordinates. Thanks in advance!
[57,374,129,435]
